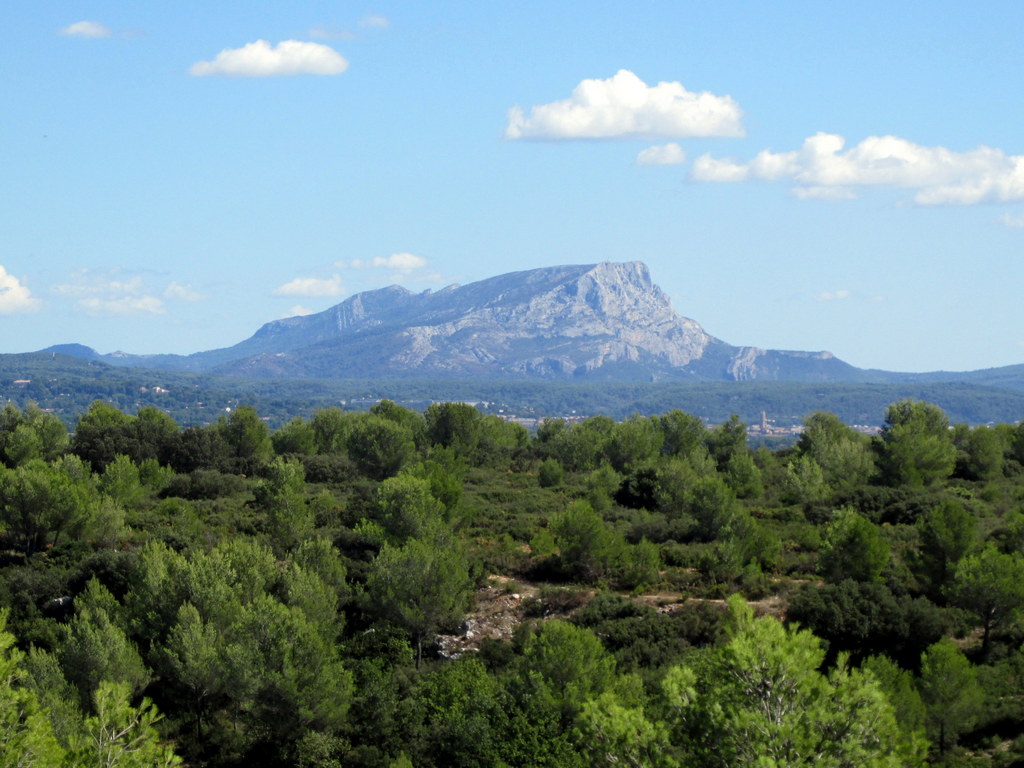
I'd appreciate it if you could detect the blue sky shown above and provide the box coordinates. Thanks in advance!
[3,2,1023,373]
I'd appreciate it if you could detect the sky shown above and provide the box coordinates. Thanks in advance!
[3,2,1024,373]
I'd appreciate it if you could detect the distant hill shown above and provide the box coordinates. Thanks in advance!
[886,363,1024,392]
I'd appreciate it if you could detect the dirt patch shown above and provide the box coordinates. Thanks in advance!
[436,576,540,658]
[437,577,790,658]
[436,577,599,658]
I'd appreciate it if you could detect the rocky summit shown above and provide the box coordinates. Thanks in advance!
[49,262,869,382]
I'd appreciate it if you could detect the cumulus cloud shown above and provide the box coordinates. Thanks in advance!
[287,305,315,317]
[52,269,166,315]
[273,275,346,297]
[692,132,1024,205]
[0,267,41,314]
[636,142,686,166]
[60,21,111,38]
[164,282,206,302]
[506,70,744,141]
[190,39,349,77]
[816,289,852,302]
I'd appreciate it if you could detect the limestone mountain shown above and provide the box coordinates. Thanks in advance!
[60,261,868,382]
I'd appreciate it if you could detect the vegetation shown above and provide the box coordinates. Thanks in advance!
[1,395,1024,766]
[6,351,1024,428]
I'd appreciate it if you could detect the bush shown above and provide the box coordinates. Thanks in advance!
[787,580,944,669]
[537,458,564,488]
[301,454,354,484]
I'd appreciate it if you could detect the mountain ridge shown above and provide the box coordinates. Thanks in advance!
[34,261,1020,385]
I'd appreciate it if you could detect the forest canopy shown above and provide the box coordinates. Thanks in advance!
[1,397,1023,767]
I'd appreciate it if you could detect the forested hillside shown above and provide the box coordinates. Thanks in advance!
[2,398,1024,766]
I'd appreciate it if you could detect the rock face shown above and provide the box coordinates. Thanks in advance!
[50,261,868,381]
[295,261,715,378]
[188,261,862,381]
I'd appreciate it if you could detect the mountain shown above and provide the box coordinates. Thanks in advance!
[36,261,1022,386]
[46,262,874,382]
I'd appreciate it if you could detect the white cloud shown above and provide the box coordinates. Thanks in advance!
[60,21,111,38]
[816,289,852,302]
[79,296,165,316]
[373,253,427,272]
[52,269,165,315]
[1000,212,1024,228]
[343,253,428,275]
[636,142,686,166]
[0,267,40,314]
[53,273,143,298]
[164,282,206,302]
[360,15,390,28]
[273,275,346,297]
[693,132,1024,205]
[506,70,744,141]
[190,40,348,77]
[287,305,315,317]
[689,155,750,182]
